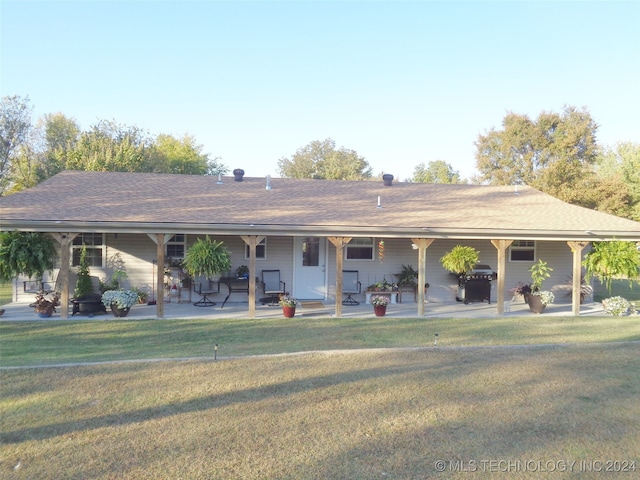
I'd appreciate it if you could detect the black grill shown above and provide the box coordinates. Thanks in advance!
[456,264,496,304]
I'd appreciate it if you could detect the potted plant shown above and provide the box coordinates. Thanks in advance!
[370,295,390,316]
[0,231,56,287]
[101,290,139,317]
[33,292,59,318]
[602,296,631,316]
[525,259,554,313]
[182,236,232,281]
[440,245,480,301]
[279,294,297,317]
[235,265,249,279]
[583,241,640,295]
[394,264,418,287]
[440,245,480,278]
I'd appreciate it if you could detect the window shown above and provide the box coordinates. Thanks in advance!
[72,233,104,267]
[510,240,535,261]
[245,237,267,260]
[166,234,186,261]
[346,238,374,260]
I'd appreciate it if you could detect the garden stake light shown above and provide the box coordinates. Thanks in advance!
[434,333,438,347]
[214,343,218,361]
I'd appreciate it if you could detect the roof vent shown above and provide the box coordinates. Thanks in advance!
[233,169,245,182]
[383,173,394,186]
[217,173,224,184]
[265,175,272,190]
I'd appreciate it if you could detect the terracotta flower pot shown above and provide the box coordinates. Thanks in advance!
[282,306,296,318]
[373,305,387,317]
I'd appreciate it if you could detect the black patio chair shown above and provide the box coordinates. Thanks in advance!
[342,270,361,305]
[193,280,219,307]
[261,270,286,305]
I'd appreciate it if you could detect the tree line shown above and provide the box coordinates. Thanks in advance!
[2,95,638,220]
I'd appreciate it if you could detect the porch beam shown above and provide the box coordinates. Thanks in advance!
[328,236,352,318]
[240,235,265,319]
[491,239,514,315]
[49,233,78,320]
[411,238,435,316]
[567,241,589,315]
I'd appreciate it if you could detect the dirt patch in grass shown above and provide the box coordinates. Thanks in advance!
[1,343,639,479]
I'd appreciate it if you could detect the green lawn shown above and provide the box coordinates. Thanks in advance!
[1,315,639,367]
[0,282,11,306]
[1,342,638,479]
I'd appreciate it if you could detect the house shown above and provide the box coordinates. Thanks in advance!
[2,170,640,318]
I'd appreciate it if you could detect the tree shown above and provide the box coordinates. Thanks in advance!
[277,138,372,180]
[475,106,598,188]
[596,142,640,220]
[0,95,33,195]
[64,120,155,173]
[412,160,463,184]
[153,134,217,175]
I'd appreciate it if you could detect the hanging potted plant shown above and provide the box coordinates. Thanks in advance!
[370,295,390,316]
[182,236,232,281]
[440,245,480,301]
[0,231,56,287]
[101,290,139,317]
[279,294,297,318]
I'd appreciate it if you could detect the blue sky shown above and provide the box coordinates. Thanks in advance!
[2,0,638,181]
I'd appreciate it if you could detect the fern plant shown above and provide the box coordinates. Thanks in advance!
[182,236,232,279]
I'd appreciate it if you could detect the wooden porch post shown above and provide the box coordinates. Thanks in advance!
[241,235,264,319]
[410,238,435,316]
[155,234,166,319]
[567,241,589,316]
[491,240,513,315]
[328,236,352,318]
[49,233,78,320]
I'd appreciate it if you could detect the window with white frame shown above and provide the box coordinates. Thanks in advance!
[72,233,105,267]
[510,240,535,261]
[166,234,186,262]
[245,237,266,260]
[346,238,374,260]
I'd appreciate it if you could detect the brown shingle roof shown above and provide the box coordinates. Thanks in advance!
[2,170,640,240]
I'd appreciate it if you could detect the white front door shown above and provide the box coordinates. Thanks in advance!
[293,236,326,299]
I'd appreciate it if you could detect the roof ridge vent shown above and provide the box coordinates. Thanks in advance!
[383,173,394,186]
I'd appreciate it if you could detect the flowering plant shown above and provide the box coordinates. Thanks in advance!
[101,290,139,310]
[278,294,297,307]
[509,282,532,296]
[370,295,390,307]
[531,290,555,305]
[602,296,630,316]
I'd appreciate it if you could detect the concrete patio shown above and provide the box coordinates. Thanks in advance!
[0,297,606,321]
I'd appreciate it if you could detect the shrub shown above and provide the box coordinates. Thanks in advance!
[602,296,630,316]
